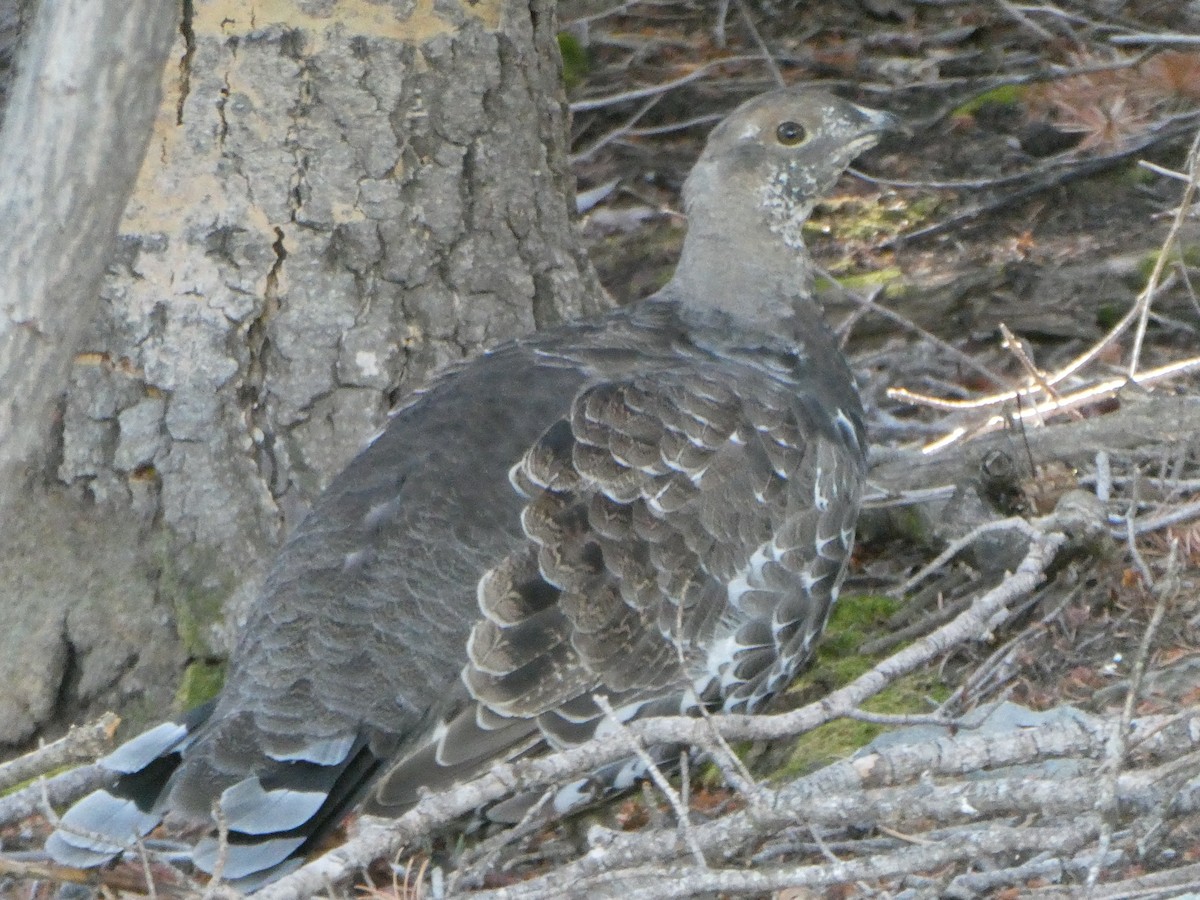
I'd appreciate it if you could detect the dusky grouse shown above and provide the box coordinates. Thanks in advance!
[47,87,893,889]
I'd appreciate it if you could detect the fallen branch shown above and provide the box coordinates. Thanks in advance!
[0,764,109,827]
[463,717,1200,900]
[477,822,1104,900]
[0,713,117,795]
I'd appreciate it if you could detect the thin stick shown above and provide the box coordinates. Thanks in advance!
[571,94,663,164]
[820,267,1011,389]
[593,694,707,869]
[907,353,1200,453]
[1087,539,1176,891]
[998,322,1064,422]
[1128,127,1200,377]
[1110,33,1200,46]
[1118,498,1200,538]
[201,801,231,898]
[993,0,1057,41]
[569,57,763,112]
[0,713,118,793]
[734,0,784,88]
[895,517,1039,596]
[887,272,1180,415]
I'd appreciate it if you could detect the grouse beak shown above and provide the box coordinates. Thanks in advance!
[847,104,902,154]
[854,104,900,134]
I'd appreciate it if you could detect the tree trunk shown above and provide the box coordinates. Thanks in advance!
[0,0,178,746]
[0,0,602,748]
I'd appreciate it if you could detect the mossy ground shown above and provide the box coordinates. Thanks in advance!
[807,193,942,251]
[772,592,951,780]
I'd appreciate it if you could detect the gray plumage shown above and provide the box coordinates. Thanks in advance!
[47,87,892,888]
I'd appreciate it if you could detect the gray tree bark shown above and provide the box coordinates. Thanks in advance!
[0,0,176,513]
[0,0,602,748]
[0,0,178,745]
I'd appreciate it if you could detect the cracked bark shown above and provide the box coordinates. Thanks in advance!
[0,0,604,749]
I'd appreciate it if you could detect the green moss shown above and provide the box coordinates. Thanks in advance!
[883,503,933,545]
[777,717,883,776]
[813,595,899,681]
[815,266,904,293]
[769,592,950,779]
[807,194,940,248]
[4,764,77,795]
[862,671,952,714]
[175,660,226,708]
[694,754,748,790]
[557,32,590,89]
[1095,302,1128,329]
[906,194,944,219]
[153,540,236,715]
[829,593,901,630]
[1137,244,1200,282]
[785,594,902,700]
[157,543,233,659]
[776,671,951,779]
[1120,163,1158,186]
[818,652,876,685]
[952,83,1027,116]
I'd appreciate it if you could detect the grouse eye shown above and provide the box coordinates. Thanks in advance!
[775,121,807,146]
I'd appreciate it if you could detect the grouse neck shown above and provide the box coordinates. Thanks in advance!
[664,209,822,339]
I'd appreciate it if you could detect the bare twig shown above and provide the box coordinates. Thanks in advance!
[593,694,707,869]
[1117,497,1200,538]
[572,95,664,164]
[895,516,1040,596]
[993,0,1057,41]
[998,322,1063,421]
[0,764,108,826]
[842,709,957,727]
[449,793,551,892]
[1110,32,1200,46]
[901,352,1200,454]
[1129,127,1200,377]
[139,839,159,900]
[474,822,1105,900]
[0,713,118,794]
[881,114,1199,246]
[889,125,1200,453]
[569,57,764,112]
[1088,538,1177,892]
[202,801,231,898]
[1138,160,1191,182]
[1094,450,1112,503]
[821,268,1011,389]
[733,0,783,88]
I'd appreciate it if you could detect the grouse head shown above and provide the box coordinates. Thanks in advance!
[683,88,894,246]
[668,87,895,330]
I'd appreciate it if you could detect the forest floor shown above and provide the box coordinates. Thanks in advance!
[9,2,1200,898]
